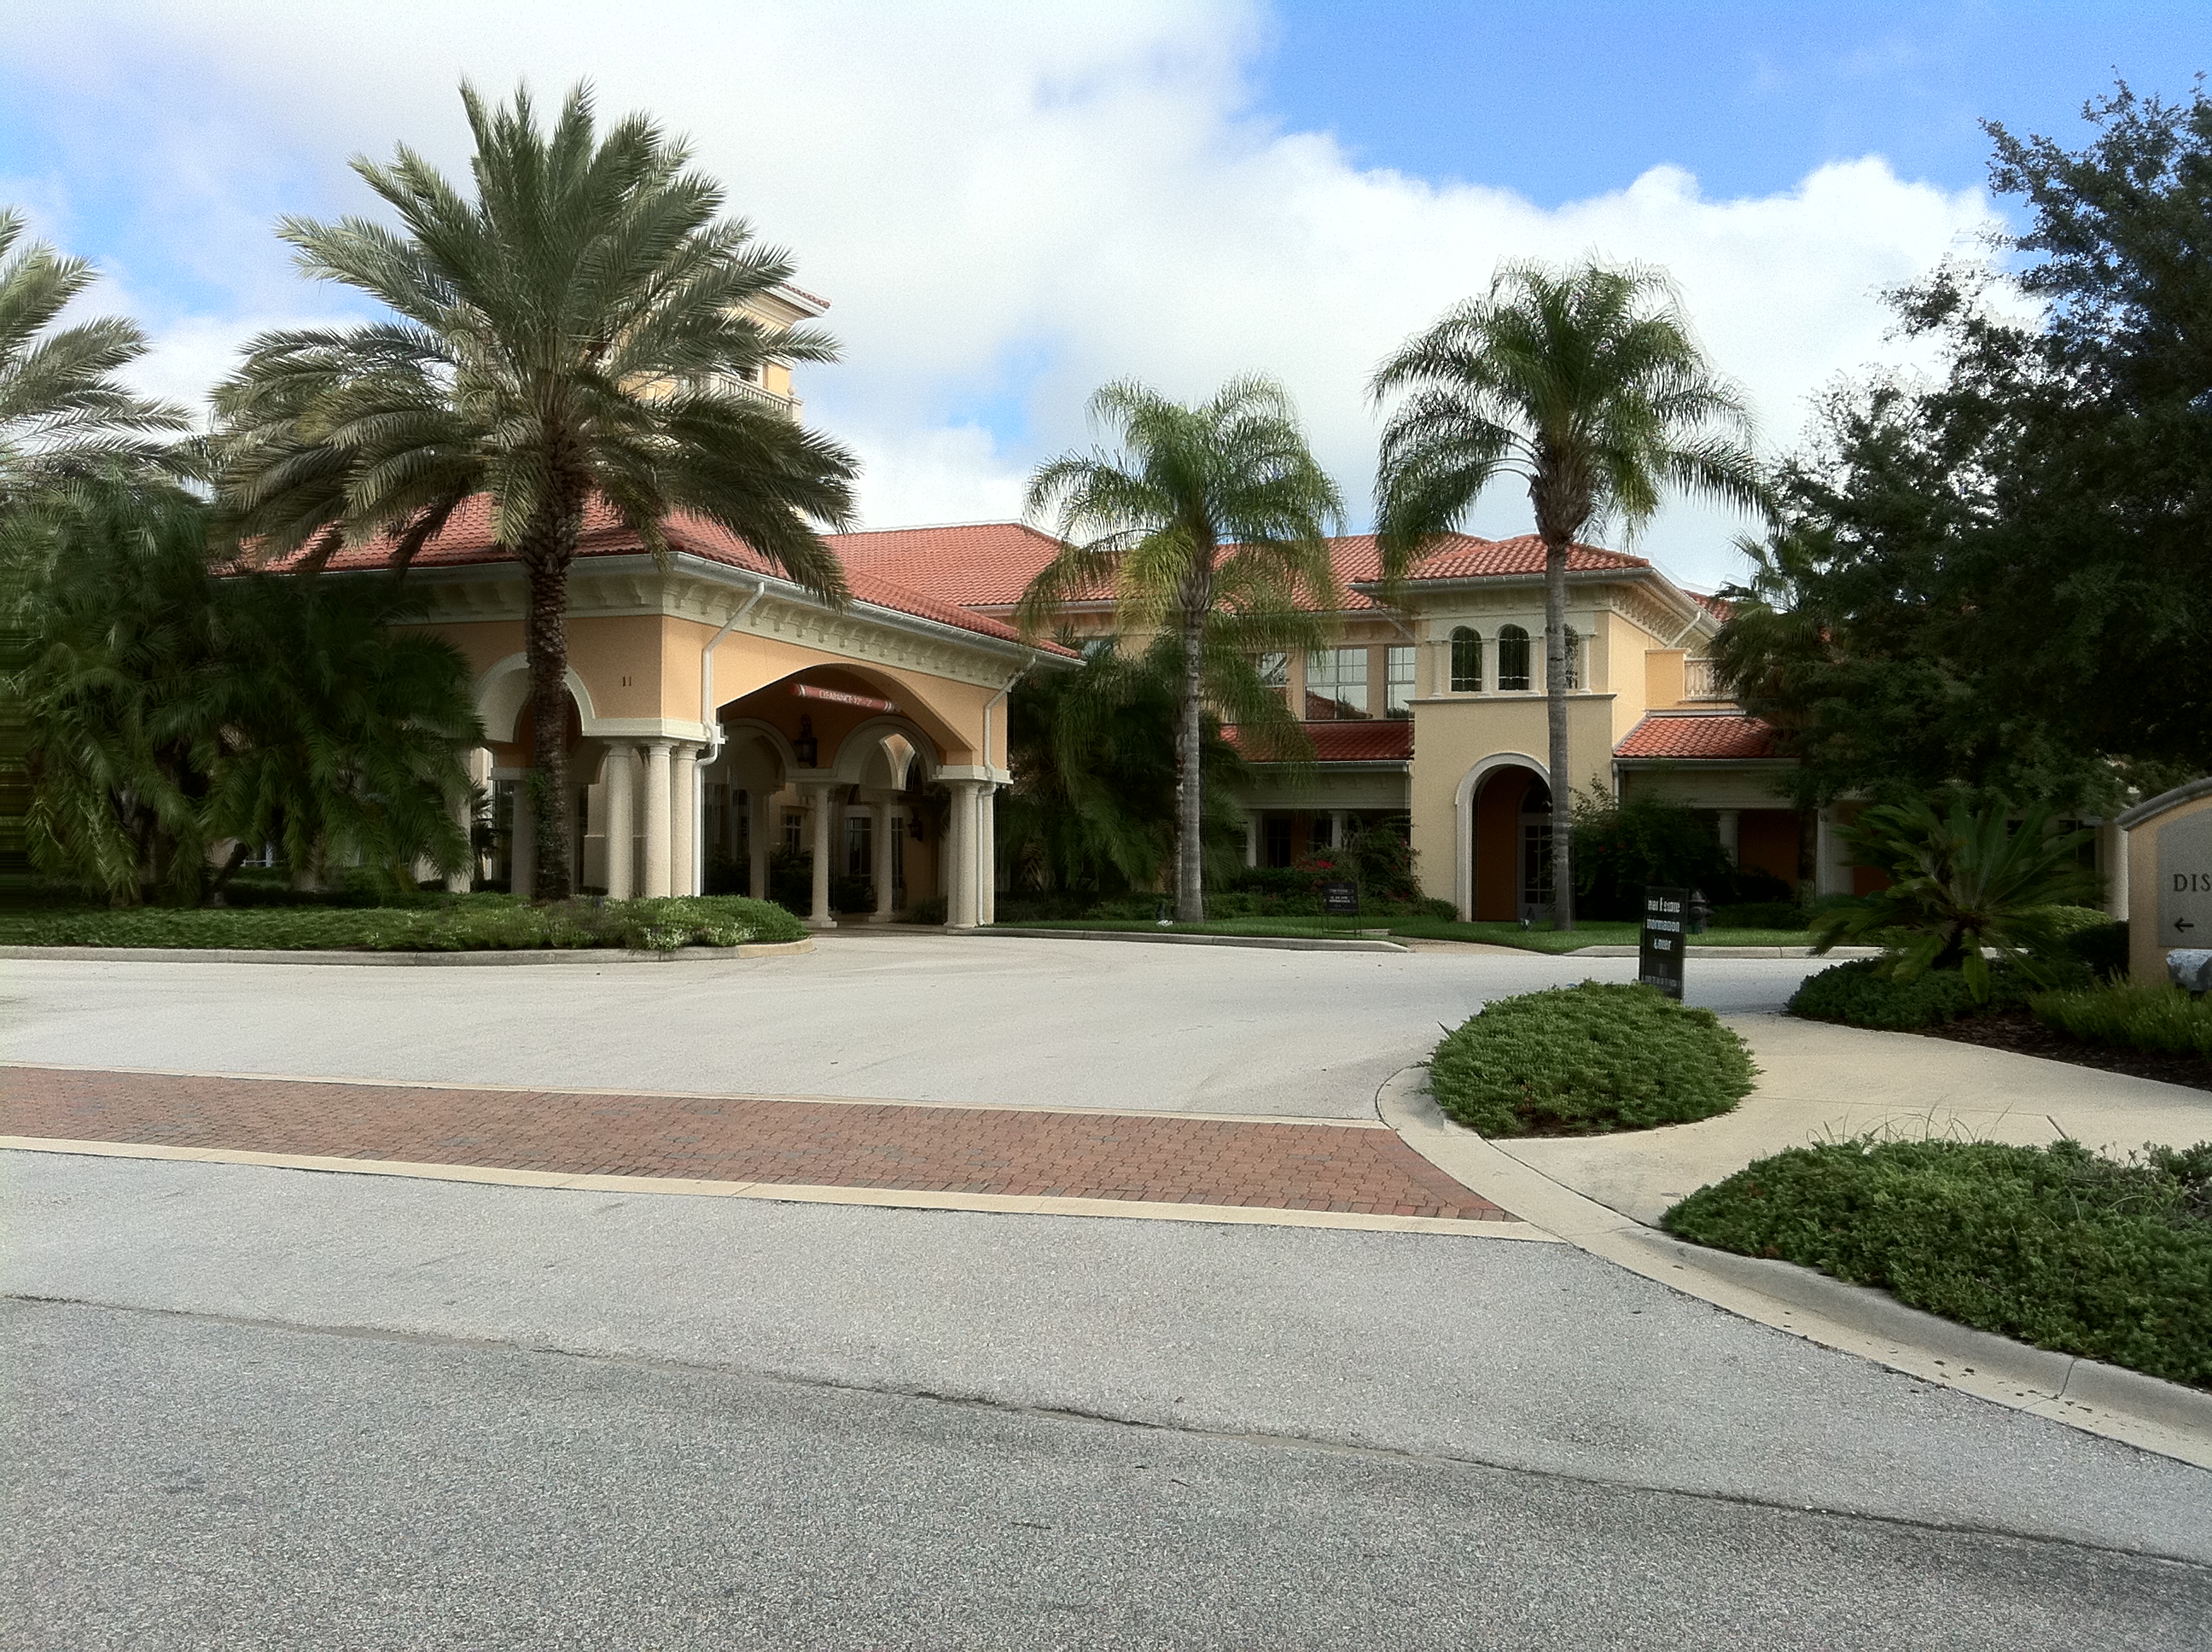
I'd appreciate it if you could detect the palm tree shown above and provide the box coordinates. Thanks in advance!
[0,207,185,503]
[1017,377,1342,922]
[1371,260,1767,930]
[213,83,859,900]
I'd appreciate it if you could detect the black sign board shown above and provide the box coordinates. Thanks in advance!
[1320,880,1360,916]
[1640,886,1687,999]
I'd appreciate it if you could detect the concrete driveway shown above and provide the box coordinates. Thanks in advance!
[0,932,1828,1117]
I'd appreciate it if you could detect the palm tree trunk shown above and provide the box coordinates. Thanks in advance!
[521,542,575,904]
[1543,537,1575,932]
[1175,603,1206,923]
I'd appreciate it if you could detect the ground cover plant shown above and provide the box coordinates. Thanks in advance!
[0,893,806,952]
[1664,1138,2212,1389]
[1785,957,2075,1029]
[2031,981,2212,1059]
[1428,981,1756,1136]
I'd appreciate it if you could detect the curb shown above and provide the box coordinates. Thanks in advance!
[977,927,1408,953]
[1374,1067,2212,1469]
[0,1135,1559,1244]
[0,939,815,966]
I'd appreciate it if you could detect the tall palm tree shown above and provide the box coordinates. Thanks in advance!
[213,83,859,900]
[1371,259,1766,930]
[0,207,185,503]
[1017,376,1342,922]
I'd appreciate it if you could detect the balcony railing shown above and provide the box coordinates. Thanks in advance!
[1684,657,1729,701]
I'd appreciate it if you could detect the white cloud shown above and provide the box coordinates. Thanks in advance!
[6,0,1998,586]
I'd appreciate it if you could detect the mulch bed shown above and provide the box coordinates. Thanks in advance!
[1912,1009,2212,1095]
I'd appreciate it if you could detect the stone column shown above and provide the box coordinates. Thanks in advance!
[945,780,979,929]
[806,781,837,929]
[510,782,536,901]
[672,744,698,898]
[603,744,636,899]
[977,783,998,928]
[642,740,673,898]
[871,800,896,920]
[1329,810,1348,852]
[748,787,771,901]
[1717,808,1741,868]
[1244,815,1259,868]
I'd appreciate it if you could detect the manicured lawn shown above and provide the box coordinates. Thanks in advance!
[1665,1138,2212,1390]
[992,915,1815,951]
[0,893,808,952]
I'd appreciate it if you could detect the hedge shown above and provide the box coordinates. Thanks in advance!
[0,893,808,952]
[1664,1138,2212,1389]
[1785,957,2090,1029]
[1428,981,1757,1137]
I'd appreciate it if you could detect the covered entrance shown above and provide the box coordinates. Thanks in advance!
[1464,761,1554,922]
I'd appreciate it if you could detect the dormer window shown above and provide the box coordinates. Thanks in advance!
[1497,625,1532,691]
[1449,627,1481,693]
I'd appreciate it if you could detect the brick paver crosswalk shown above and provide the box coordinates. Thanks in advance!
[0,1065,1510,1220]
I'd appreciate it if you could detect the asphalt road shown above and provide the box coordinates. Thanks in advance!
[0,934,1828,1117]
[6,1152,2209,1649]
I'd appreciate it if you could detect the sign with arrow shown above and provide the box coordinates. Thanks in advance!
[2157,809,2212,947]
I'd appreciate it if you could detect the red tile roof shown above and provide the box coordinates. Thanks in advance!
[826,521,1068,608]
[826,525,1651,618]
[265,496,1064,653]
[1614,712,1783,760]
[1396,533,1649,580]
[1224,719,1414,763]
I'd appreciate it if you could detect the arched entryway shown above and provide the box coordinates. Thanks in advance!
[1456,757,1555,922]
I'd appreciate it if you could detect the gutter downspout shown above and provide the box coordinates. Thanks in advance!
[696,579,767,893]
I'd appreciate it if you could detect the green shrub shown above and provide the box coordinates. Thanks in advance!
[2031,981,2212,1058]
[2058,916,2129,980]
[1663,1138,2212,1389]
[1786,957,2088,1028]
[1428,981,1757,1137]
[1714,900,1805,931]
[0,893,805,951]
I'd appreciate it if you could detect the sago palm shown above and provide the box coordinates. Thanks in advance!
[0,207,184,503]
[1371,259,1767,929]
[1017,376,1342,922]
[1813,794,2101,1000]
[213,82,859,900]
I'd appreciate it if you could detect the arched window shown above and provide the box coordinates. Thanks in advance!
[1560,625,1582,691]
[1497,625,1531,691]
[1449,627,1482,693]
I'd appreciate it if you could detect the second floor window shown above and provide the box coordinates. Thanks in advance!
[1257,650,1289,703]
[1305,648,1369,719]
[1449,627,1481,692]
[1559,626,1582,691]
[1497,625,1532,691]
[1385,646,1415,718]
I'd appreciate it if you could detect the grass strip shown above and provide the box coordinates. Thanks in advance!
[0,893,808,952]
[993,916,1815,951]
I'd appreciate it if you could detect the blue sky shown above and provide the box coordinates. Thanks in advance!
[1262,1,2204,208]
[5,3,2206,585]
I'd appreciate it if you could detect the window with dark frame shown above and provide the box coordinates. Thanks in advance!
[1449,627,1481,692]
[1497,625,1532,691]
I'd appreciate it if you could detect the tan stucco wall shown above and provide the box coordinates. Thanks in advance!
[2128,788,2212,982]
[1406,694,1621,912]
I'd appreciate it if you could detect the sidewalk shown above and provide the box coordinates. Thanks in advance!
[1500,1013,2212,1224]
[0,1064,1512,1228]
